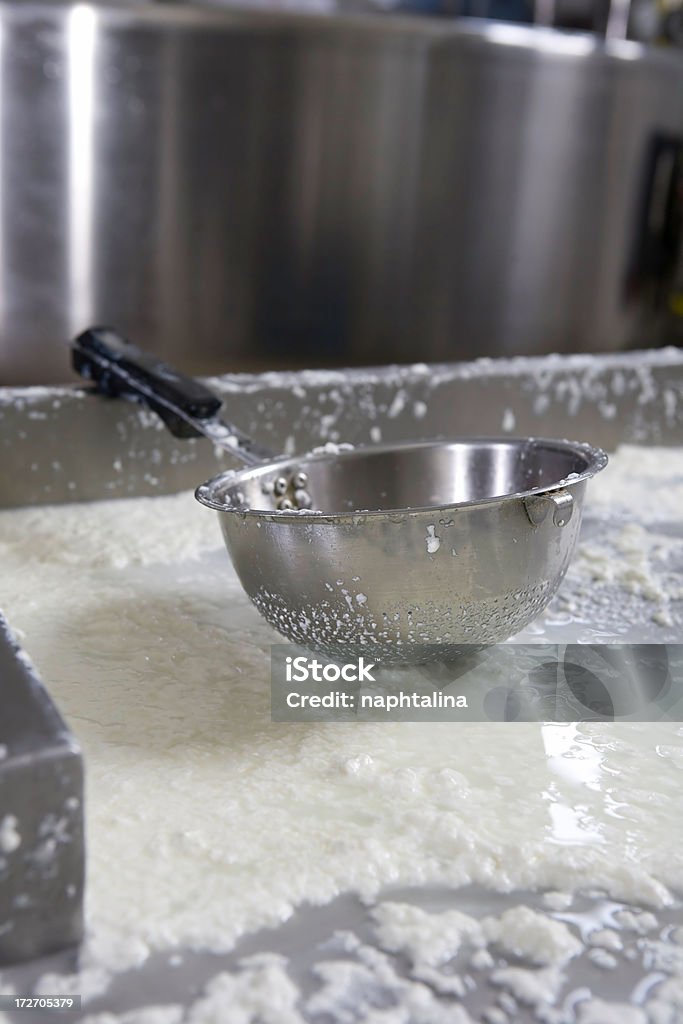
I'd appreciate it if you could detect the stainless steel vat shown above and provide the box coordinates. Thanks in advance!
[1,4,682,382]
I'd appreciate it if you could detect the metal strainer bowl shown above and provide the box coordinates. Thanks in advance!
[196,439,607,664]
[72,329,607,666]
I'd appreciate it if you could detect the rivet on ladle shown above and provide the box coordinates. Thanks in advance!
[523,489,574,528]
[294,489,312,509]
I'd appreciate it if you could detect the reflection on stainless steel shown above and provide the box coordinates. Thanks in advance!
[605,0,632,38]
[533,0,557,27]
[0,5,682,383]
[68,5,96,336]
[0,21,5,339]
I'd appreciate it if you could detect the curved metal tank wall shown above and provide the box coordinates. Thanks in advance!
[1,5,682,382]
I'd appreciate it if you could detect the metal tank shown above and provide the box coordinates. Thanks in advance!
[1,3,682,382]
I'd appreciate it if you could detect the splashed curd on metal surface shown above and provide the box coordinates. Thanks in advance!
[0,445,681,1020]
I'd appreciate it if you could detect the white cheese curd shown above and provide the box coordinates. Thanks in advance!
[587,445,683,523]
[0,815,21,854]
[481,907,583,966]
[0,445,681,1021]
[371,903,485,966]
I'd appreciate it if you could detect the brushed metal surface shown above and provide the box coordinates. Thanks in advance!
[0,615,84,966]
[0,5,682,383]
[0,349,680,1013]
[0,347,681,509]
[6,886,683,1024]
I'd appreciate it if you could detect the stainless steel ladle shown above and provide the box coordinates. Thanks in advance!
[72,327,607,665]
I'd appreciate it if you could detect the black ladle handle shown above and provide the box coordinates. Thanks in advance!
[72,327,222,438]
[71,327,275,465]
